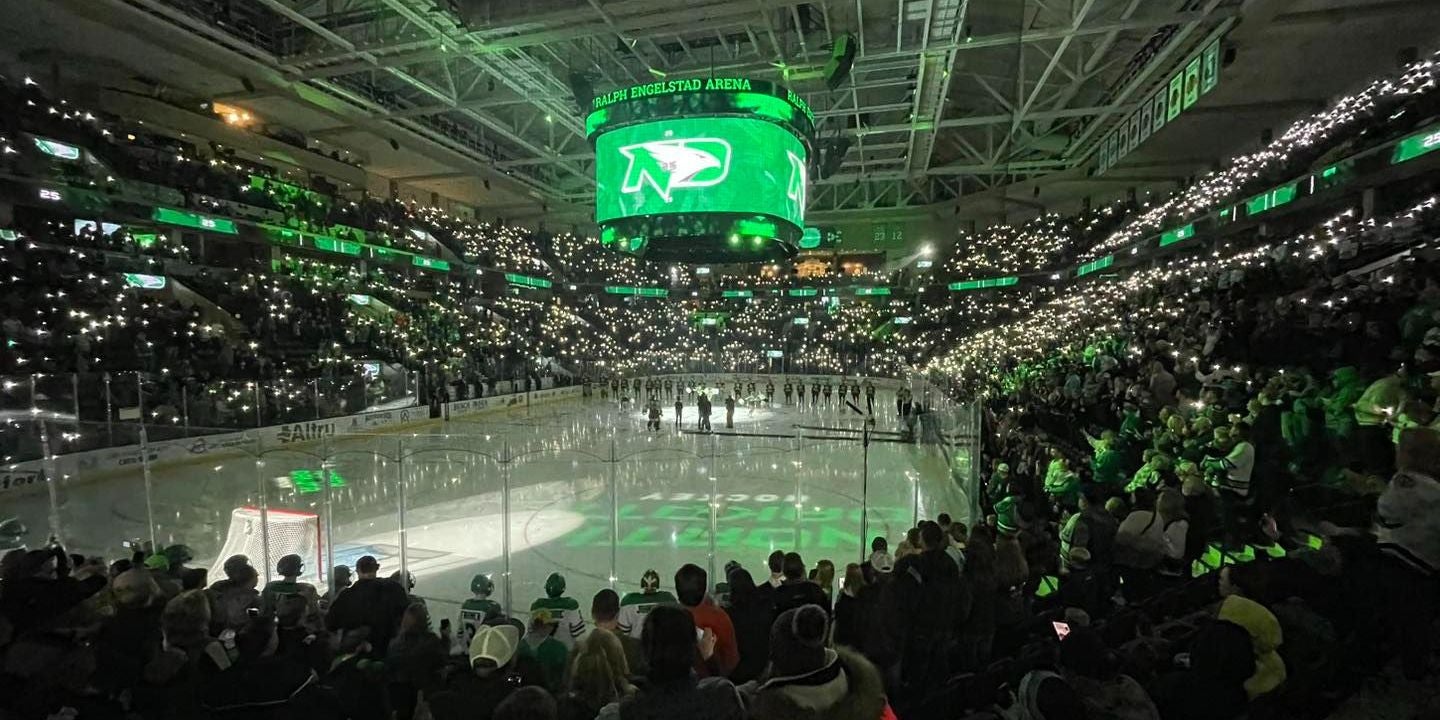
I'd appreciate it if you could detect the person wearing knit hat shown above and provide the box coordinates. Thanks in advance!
[743,604,894,720]
[994,495,1022,535]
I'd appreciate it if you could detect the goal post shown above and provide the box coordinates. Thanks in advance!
[208,506,323,584]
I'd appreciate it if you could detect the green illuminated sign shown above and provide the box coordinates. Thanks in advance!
[787,288,818,297]
[286,469,346,494]
[0,229,19,242]
[765,350,784,358]
[313,236,361,256]
[799,227,823,249]
[721,289,754,298]
[595,117,807,231]
[347,294,371,305]
[854,287,891,296]
[1392,126,1440,164]
[589,77,814,126]
[793,317,810,325]
[151,207,237,234]
[1244,182,1299,217]
[1076,255,1114,277]
[948,276,1018,291]
[33,137,81,160]
[1159,224,1195,247]
[604,286,669,298]
[506,273,552,289]
[411,256,450,272]
[122,273,167,290]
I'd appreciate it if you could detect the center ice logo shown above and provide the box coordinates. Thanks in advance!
[619,137,731,203]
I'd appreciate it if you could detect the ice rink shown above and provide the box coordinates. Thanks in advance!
[19,390,977,621]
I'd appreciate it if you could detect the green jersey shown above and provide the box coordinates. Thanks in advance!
[617,590,677,638]
[530,596,585,649]
[458,597,503,647]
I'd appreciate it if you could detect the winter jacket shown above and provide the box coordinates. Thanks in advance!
[1217,595,1286,698]
[742,647,891,720]
[832,590,870,652]
[1065,672,1159,720]
[207,579,261,633]
[771,580,830,616]
[198,657,339,719]
[428,669,526,720]
[1113,511,1186,571]
[891,549,962,687]
[597,675,745,720]
[726,595,776,684]
[1,573,106,629]
[324,577,409,655]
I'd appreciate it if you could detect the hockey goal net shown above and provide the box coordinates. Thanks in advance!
[208,506,323,583]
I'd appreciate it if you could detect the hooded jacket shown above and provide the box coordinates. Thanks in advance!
[1217,595,1286,698]
[744,647,891,720]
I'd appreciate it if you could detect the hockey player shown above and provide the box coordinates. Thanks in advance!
[617,569,678,638]
[261,553,322,630]
[673,396,684,429]
[646,398,662,431]
[783,379,794,405]
[822,381,833,406]
[765,379,775,404]
[810,381,820,407]
[850,378,861,405]
[725,395,736,429]
[456,574,504,652]
[864,379,876,414]
[697,393,713,432]
[663,377,673,399]
[745,380,756,398]
[530,572,585,649]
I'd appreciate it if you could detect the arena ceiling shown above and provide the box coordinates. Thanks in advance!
[4,0,1440,230]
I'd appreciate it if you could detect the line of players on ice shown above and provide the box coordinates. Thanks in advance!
[602,376,914,431]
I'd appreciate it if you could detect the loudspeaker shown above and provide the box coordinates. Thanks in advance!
[815,136,851,179]
[824,33,857,91]
[567,70,595,112]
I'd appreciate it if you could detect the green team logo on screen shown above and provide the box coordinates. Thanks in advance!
[620,136,732,202]
[595,117,807,230]
[786,150,806,209]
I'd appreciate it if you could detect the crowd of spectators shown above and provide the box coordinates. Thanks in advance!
[4,45,1440,720]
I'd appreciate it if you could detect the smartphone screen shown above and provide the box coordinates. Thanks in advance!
[1052,621,1071,640]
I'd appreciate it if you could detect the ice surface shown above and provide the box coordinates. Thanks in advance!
[15,391,975,621]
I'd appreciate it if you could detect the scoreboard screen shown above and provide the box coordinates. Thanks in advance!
[595,117,806,229]
[586,76,813,262]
